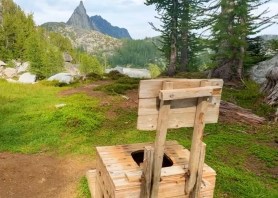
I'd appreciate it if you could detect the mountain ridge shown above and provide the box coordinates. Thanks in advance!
[90,15,131,39]
[53,1,132,39]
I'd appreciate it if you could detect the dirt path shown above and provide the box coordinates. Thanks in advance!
[0,153,95,198]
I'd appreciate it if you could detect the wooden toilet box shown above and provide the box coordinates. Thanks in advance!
[94,79,223,198]
[96,141,216,198]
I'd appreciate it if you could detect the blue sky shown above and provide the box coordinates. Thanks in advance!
[13,0,278,39]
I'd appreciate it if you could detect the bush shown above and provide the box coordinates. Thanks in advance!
[94,76,140,95]
[105,70,127,80]
[85,72,103,81]
[80,53,104,75]
[149,63,161,78]
[39,80,68,87]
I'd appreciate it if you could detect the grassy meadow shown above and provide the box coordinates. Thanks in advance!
[0,78,277,198]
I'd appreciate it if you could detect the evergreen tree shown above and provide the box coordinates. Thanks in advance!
[146,0,208,75]
[0,0,34,61]
[208,0,276,82]
[108,39,163,68]
[49,32,73,52]
[80,53,103,75]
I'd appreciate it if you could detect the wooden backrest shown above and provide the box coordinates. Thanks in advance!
[137,79,223,131]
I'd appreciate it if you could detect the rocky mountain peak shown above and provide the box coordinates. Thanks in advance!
[66,1,96,30]
[90,15,132,39]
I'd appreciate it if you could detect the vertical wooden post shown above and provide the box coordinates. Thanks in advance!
[141,146,154,198]
[151,81,173,198]
[185,96,208,195]
[95,176,104,198]
[191,142,206,198]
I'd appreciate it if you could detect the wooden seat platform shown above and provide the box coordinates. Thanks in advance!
[88,141,216,198]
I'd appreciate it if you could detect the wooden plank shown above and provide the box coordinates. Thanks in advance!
[192,142,206,198]
[138,96,221,116]
[151,81,173,198]
[86,170,96,198]
[139,79,223,99]
[137,109,220,131]
[140,146,154,198]
[159,86,221,101]
[185,94,209,194]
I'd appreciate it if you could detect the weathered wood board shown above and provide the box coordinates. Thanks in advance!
[137,79,223,130]
[95,141,216,198]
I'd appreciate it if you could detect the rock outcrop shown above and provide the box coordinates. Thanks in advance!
[0,60,6,66]
[66,1,97,30]
[18,72,36,84]
[3,68,17,78]
[250,55,278,84]
[48,73,75,84]
[40,24,122,55]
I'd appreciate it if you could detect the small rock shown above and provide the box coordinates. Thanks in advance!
[18,72,36,84]
[0,60,7,66]
[17,62,29,73]
[250,55,278,84]
[64,62,80,75]
[121,95,129,100]
[3,68,17,78]
[39,178,46,184]
[63,53,73,62]
[55,104,66,108]
[48,73,75,84]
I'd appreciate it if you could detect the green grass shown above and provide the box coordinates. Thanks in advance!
[0,78,277,197]
[222,80,276,118]
[0,79,105,155]
[76,177,91,198]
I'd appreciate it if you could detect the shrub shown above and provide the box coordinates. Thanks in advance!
[95,76,140,95]
[106,70,127,80]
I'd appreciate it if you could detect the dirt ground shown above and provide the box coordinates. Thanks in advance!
[0,153,95,198]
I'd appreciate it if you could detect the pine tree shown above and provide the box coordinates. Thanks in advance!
[146,0,209,75]
[208,0,276,82]
[0,0,34,61]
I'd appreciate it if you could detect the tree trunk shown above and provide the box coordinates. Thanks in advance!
[168,0,178,76]
[261,67,278,106]
[220,101,266,125]
[180,32,189,72]
[211,0,243,82]
[179,0,189,72]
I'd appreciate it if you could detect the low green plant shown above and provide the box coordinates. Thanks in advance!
[94,76,140,95]
[39,80,68,87]
[222,80,276,118]
[148,63,161,78]
[105,70,127,80]
[76,177,91,198]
